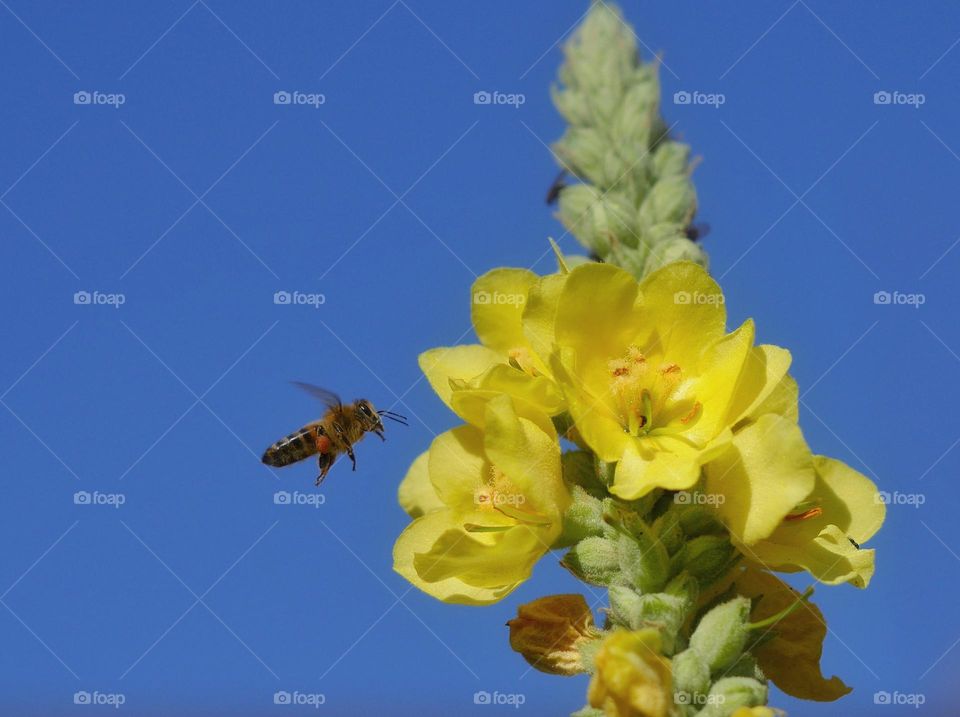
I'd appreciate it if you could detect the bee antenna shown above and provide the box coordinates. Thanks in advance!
[379,410,409,426]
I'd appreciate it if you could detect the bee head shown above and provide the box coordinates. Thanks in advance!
[356,399,382,430]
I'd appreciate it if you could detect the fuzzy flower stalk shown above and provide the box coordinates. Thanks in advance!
[392,4,883,716]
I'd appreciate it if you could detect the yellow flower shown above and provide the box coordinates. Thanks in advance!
[743,456,885,587]
[393,395,570,604]
[419,268,567,436]
[507,594,600,675]
[550,261,793,500]
[588,629,673,717]
[735,567,850,701]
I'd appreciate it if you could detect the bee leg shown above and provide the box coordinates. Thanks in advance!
[316,453,335,486]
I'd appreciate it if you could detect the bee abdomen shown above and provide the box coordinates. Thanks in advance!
[262,427,318,467]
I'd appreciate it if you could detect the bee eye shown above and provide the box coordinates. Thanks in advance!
[360,403,371,416]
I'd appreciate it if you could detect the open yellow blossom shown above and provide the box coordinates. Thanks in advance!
[393,395,570,605]
[550,261,793,500]
[419,268,567,435]
[588,629,673,717]
[743,456,885,587]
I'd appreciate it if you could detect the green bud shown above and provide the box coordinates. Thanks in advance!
[671,535,738,587]
[664,572,699,607]
[652,511,684,555]
[671,648,711,705]
[561,537,620,586]
[556,486,606,548]
[638,175,697,227]
[700,677,768,717]
[689,597,752,673]
[677,505,727,537]
[616,530,669,594]
[724,653,763,680]
[651,141,691,179]
[556,128,607,183]
[562,450,607,497]
[607,586,688,654]
[644,236,708,274]
[594,456,616,487]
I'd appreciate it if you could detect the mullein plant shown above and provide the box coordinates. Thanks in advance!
[392,4,884,716]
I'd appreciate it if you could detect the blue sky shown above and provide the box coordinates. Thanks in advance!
[0,1,958,715]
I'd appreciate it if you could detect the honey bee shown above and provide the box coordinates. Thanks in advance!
[261,382,408,486]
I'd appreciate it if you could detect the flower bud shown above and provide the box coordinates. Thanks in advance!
[671,648,710,706]
[617,531,669,594]
[557,486,606,547]
[671,534,737,587]
[689,597,752,673]
[561,536,620,586]
[644,236,708,274]
[651,141,691,179]
[588,629,673,717]
[701,677,768,717]
[607,586,688,654]
[638,175,696,227]
[508,594,601,676]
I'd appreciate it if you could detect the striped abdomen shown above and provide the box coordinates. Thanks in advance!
[262,425,325,467]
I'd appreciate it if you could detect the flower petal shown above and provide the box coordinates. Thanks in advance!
[397,450,444,518]
[392,510,519,605]
[449,363,564,436]
[483,395,568,522]
[419,345,503,409]
[522,273,568,368]
[428,426,489,514]
[705,414,815,546]
[637,261,727,367]
[471,268,539,354]
[611,437,702,499]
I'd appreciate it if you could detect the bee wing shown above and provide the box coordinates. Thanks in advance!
[291,381,343,410]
